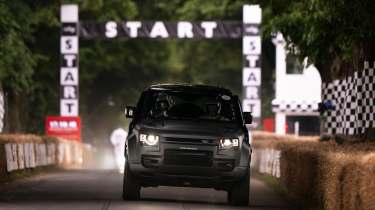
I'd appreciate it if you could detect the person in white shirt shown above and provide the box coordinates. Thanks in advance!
[110,127,127,173]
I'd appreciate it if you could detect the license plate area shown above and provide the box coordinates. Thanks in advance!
[164,149,213,167]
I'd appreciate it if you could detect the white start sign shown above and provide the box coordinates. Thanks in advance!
[60,4,262,129]
[242,5,262,128]
[60,5,79,116]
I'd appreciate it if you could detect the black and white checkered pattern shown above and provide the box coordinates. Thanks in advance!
[322,61,375,135]
[272,100,319,113]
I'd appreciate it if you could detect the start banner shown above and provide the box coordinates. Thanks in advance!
[79,21,244,40]
[45,116,81,141]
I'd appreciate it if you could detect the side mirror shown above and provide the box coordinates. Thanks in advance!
[125,106,136,118]
[243,112,252,124]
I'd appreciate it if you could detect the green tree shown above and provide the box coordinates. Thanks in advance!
[254,0,375,82]
[0,1,60,132]
[0,0,277,138]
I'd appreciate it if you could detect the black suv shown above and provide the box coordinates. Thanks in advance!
[123,84,252,205]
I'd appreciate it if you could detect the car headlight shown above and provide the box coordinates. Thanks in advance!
[219,138,239,150]
[140,134,159,146]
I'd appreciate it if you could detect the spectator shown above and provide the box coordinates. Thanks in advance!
[110,127,127,173]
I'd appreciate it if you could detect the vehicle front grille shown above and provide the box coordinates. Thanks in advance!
[164,149,213,167]
[164,137,215,145]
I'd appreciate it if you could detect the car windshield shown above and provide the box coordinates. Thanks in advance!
[142,91,237,122]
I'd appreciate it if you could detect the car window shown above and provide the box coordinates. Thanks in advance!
[141,91,237,122]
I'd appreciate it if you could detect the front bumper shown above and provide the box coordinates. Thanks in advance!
[127,138,251,189]
[129,162,249,189]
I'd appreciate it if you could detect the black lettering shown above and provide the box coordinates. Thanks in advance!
[64,72,75,82]
[248,72,257,82]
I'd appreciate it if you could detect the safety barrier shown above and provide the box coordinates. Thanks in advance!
[0,135,87,179]
[251,132,375,210]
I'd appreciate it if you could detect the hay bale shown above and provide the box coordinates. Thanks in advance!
[0,134,43,143]
[316,153,354,210]
[317,153,341,210]
[279,146,320,206]
[358,154,375,210]
[252,133,375,210]
[341,161,362,210]
[253,131,319,142]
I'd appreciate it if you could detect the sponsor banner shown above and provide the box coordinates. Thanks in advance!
[80,21,243,39]
[251,149,281,178]
[45,116,81,141]
[24,143,36,168]
[5,144,18,172]
[47,143,56,165]
[4,141,84,172]
[17,144,25,169]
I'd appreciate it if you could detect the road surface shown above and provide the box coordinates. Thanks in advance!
[0,170,294,210]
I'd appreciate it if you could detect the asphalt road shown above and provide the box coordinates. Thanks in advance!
[0,170,294,210]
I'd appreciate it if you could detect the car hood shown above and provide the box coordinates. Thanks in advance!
[136,119,243,138]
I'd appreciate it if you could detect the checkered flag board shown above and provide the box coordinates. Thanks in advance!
[272,100,319,113]
[322,61,375,135]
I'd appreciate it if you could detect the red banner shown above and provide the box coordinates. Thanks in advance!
[45,116,81,141]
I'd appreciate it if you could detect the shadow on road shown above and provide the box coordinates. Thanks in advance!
[0,170,293,210]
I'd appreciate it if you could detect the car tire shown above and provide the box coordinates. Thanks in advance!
[122,161,141,200]
[227,169,250,206]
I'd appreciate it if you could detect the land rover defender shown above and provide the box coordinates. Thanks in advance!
[123,84,252,205]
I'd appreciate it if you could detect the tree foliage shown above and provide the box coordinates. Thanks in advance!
[254,0,375,81]
[0,0,276,140]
